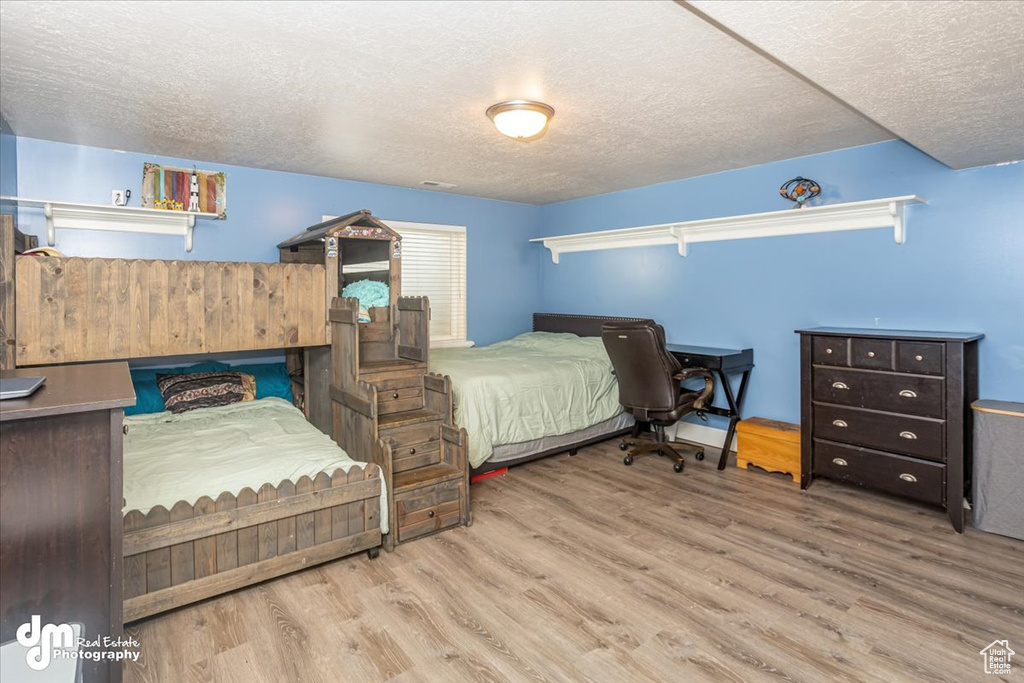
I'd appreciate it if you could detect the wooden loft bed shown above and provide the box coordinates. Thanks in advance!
[0,216,383,621]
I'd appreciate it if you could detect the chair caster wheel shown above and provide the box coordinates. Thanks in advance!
[619,442,629,451]
[673,462,684,473]
[623,456,633,466]
[695,451,705,461]
[367,547,381,559]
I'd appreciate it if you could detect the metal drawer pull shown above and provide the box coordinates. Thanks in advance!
[825,348,833,355]
[832,458,848,466]
[832,419,848,428]
[868,351,875,358]
[899,431,917,440]
[832,382,850,390]
[409,447,416,455]
[899,473,917,483]
[899,390,917,398]
[915,355,923,361]
[428,510,435,518]
[392,391,400,399]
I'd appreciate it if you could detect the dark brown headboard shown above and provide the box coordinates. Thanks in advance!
[533,313,652,338]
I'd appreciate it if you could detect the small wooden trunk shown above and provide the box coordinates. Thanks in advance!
[736,417,801,484]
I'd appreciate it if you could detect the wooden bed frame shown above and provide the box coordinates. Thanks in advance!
[469,313,650,475]
[121,458,385,622]
[0,218,385,622]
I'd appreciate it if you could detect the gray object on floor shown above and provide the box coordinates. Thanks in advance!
[972,400,1024,541]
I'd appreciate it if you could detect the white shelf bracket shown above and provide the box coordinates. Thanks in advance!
[890,201,906,244]
[670,227,688,257]
[44,202,55,246]
[185,214,196,252]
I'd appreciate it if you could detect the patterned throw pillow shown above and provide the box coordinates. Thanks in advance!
[155,372,257,414]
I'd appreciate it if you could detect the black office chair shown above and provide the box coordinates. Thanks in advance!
[601,320,715,473]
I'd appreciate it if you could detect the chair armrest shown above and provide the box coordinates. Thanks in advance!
[673,368,715,410]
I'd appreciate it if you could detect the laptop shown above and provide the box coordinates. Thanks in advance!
[0,376,46,400]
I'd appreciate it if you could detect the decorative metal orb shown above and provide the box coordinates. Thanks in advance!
[779,177,821,207]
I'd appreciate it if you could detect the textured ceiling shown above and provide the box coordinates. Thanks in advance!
[685,0,1024,169]
[0,1,891,204]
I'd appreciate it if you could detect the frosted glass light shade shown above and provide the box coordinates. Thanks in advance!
[486,100,554,141]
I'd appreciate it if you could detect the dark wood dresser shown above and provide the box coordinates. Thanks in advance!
[1,362,135,682]
[797,328,982,532]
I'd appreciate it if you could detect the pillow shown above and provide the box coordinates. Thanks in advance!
[229,362,293,402]
[126,361,231,416]
[155,371,256,414]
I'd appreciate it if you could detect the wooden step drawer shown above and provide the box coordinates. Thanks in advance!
[396,481,462,542]
[378,385,425,415]
[814,404,945,461]
[392,441,441,473]
[812,335,849,366]
[814,440,944,506]
[896,341,944,376]
[850,338,894,371]
[812,368,945,419]
[380,419,442,451]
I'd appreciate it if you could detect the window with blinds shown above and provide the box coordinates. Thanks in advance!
[385,220,469,347]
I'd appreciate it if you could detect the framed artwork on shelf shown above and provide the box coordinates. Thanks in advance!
[142,162,227,218]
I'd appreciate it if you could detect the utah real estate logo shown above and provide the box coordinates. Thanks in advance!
[980,640,1015,675]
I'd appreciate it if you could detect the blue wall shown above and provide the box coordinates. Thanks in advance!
[539,140,1024,430]
[0,116,16,215]
[14,137,541,346]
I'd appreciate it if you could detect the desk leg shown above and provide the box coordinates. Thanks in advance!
[716,369,751,471]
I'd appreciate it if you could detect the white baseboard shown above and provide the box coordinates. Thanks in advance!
[670,421,734,453]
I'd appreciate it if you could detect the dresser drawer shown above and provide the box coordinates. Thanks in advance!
[812,336,849,366]
[813,404,944,461]
[850,338,893,371]
[815,440,944,506]
[396,480,462,542]
[812,368,944,419]
[896,341,944,375]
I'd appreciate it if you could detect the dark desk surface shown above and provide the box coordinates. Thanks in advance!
[0,362,136,422]
[666,343,748,358]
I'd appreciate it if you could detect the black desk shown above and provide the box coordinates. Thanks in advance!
[666,344,754,470]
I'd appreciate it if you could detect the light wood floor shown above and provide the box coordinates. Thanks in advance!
[125,441,1023,683]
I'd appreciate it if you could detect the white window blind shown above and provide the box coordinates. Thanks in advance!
[387,221,468,348]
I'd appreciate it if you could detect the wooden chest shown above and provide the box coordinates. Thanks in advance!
[797,327,982,532]
[736,417,801,483]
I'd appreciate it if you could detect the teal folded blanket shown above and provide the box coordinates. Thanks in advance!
[342,279,390,310]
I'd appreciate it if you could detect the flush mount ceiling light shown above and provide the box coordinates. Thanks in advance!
[486,100,555,142]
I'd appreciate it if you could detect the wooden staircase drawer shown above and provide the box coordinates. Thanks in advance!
[380,420,441,450]
[396,482,462,542]
[814,440,944,506]
[392,441,442,473]
[378,386,425,415]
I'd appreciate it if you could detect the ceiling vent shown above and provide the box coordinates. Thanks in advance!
[419,180,457,189]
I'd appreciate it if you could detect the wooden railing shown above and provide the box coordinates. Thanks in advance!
[15,257,327,365]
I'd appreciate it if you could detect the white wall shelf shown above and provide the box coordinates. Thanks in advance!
[0,196,219,252]
[530,195,926,263]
